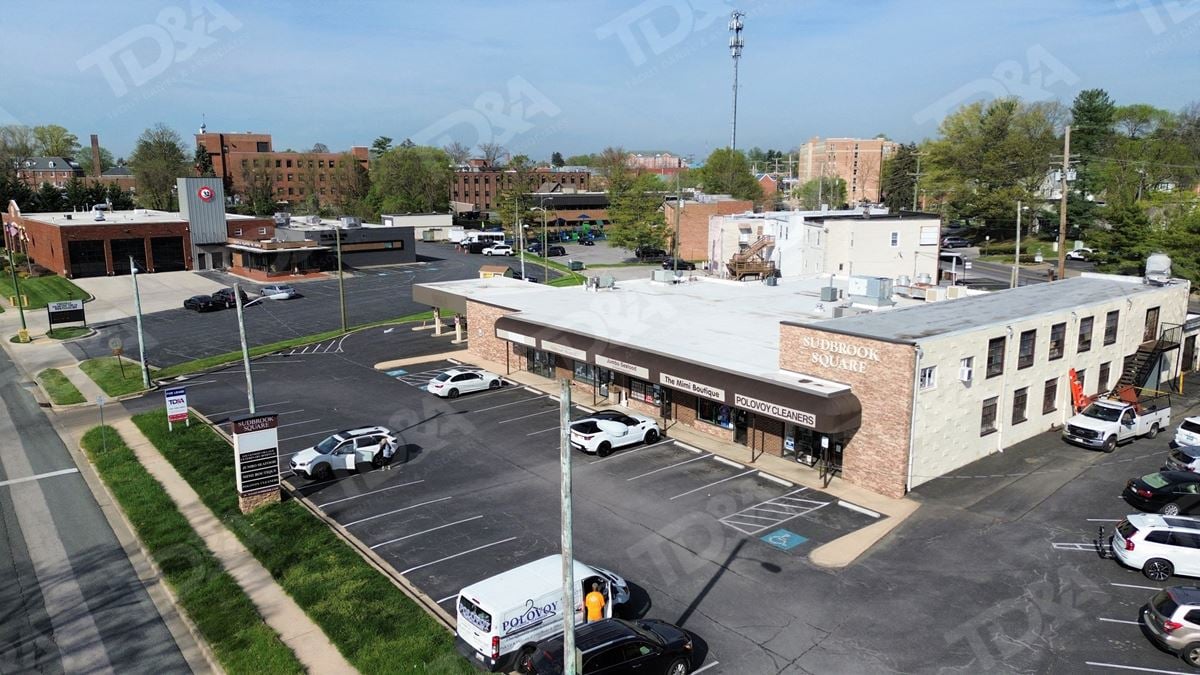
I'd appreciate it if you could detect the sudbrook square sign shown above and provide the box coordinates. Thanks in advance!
[231,414,279,493]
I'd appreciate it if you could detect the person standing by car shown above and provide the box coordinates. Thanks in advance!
[381,437,398,470]
[585,582,606,623]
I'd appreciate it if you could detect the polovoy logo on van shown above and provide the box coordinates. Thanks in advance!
[503,598,559,634]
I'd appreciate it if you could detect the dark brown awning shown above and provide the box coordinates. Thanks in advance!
[495,316,861,434]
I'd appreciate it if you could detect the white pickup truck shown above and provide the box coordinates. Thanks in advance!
[1062,397,1171,453]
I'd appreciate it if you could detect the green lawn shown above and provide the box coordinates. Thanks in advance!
[0,274,89,309]
[80,426,302,674]
[133,411,474,674]
[37,368,85,405]
[47,326,92,340]
[80,357,157,396]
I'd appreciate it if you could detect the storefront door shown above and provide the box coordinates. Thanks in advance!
[1184,335,1197,373]
[734,409,751,445]
[658,386,672,421]
[526,348,555,379]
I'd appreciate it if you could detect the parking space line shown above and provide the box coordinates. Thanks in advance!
[370,515,483,550]
[277,418,322,429]
[498,409,556,424]
[472,395,549,414]
[669,469,757,501]
[437,594,457,605]
[837,500,881,518]
[316,480,425,507]
[713,457,744,469]
[758,472,793,487]
[342,497,453,527]
[719,488,831,536]
[279,428,338,443]
[692,662,720,675]
[1098,617,1140,625]
[588,438,675,465]
[1085,662,1190,674]
[400,537,518,575]
[527,426,560,436]
[627,454,712,481]
[1052,542,1097,551]
[1111,583,1162,591]
[208,400,292,416]
[1088,518,1121,522]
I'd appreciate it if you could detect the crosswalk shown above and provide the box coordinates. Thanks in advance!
[387,366,462,388]
[720,488,831,536]
[287,336,347,356]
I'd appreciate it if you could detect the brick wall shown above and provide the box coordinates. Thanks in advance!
[466,300,516,365]
[780,324,915,498]
[14,216,192,277]
[663,200,754,261]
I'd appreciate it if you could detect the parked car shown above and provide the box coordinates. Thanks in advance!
[510,268,540,283]
[183,295,220,312]
[211,287,250,308]
[483,243,515,256]
[427,368,503,398]
[522,618,693,675]
[260,283,298,299]
[1140,586,1200,666]
[1065,247,1094,261]
[570,411,661,457]
[290,426,396,480]
[941,236,971,249]
[1166,445,1200,473]
[581,237,595,246]
[1063,396,1171,452]
[1123,472,1200,516]
[1177,417,1200,448]
[526,241,544,254]
[661,258,696,271]
[635,247,669,262]
[1113,513,1200,581]
[546,245,567,257]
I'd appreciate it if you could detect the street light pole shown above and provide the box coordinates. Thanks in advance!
[335,227,346,332]
[130,256,151,389]
[1012,200,1022,289]
[516,197,526,280]
[234,283,256,415]
[673,171,682,274]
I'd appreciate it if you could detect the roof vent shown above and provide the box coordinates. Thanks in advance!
[1145,253,1172,286]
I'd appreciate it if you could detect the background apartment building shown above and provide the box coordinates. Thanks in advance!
[798,136,899,205]
[195,129,369,206]
[626,151,689,176]
[451,165,591,213]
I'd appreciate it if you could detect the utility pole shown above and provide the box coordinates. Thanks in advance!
[130,256,150,389]
[728,11,744,150]
[335,227,347,332]
[1056,125,1071,281]
[234,283,256,415]
[517,196,526,280]
[1012,200,1022,289]
[910,152,923,212]
[558,378,577,675]
[541,198,548,283]
[673,171,682,274]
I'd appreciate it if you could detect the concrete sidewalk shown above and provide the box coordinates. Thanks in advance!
[104,413,356,674]
[378,351,920,568]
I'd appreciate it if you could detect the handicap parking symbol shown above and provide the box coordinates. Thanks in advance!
[761,528,807,551]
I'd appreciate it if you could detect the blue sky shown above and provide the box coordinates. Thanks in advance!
[2,0,1197,161]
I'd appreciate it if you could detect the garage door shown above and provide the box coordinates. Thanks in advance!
[150,237,186,272]
[110,239,147,274]
[67,240,107,278]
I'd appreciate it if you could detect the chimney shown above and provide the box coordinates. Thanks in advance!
[90,134,101,178]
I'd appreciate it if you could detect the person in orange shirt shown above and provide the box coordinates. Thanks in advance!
[584,582,606,622]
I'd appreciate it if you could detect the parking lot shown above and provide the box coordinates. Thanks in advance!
[140,327,881,673]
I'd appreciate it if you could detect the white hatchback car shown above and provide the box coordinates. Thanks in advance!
[482,243,514,256]
[290,426,395,481]
[260,284,298,299]
[426,369,503,398]
[569,410,661,457]
[1113,513,1200,581]
[1177,417,1200,448]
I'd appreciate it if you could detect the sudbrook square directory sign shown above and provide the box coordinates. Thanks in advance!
[231,414,280,493]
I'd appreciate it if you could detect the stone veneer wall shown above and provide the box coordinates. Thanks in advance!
[466,300,515,365]
[779,324,916,499]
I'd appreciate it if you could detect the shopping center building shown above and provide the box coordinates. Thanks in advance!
[414,271,1196,499]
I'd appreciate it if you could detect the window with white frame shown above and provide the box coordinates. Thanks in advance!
[919,365,936,390]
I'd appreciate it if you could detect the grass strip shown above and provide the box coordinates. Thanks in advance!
[80,356,158,397]
[37,368,85,405]
[133,411,474,674]
[79,426,303,674]
[156,311,434,379]
[47,326,92,340]
[0,274,89,309]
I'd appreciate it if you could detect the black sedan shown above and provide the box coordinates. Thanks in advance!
[546,245,567,257]
[211,287,250,308]
[183,295,220,312]
[1123,471,1200,515]
[523,618,693,674]
[661,258,696,271]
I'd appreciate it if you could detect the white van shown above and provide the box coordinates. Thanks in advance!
[461,231,506,245]
[454,555,630,671]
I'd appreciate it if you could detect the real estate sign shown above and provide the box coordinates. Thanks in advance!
[231,415,280,494]
[164,387,188,427]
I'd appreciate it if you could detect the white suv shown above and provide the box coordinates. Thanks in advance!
[1177,417,1200,448]
[569,410,660,457]
[290,426,395,481]
[1113,513,1200,581]
[482,243,513,256]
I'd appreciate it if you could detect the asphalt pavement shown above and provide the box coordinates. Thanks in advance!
[0,347,189,673]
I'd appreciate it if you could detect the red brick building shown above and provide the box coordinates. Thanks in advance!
[195,130,369,205]
[662,197,754,261]
[16,157,85,189]
[452,167,591,212]
[5,210,193,277]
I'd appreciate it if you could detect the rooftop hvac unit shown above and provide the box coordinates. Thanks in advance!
[273,212,291,225]
[946,285,967,299]
[651,269,675,282]
[307,214,322,225]
[1145,253,1172,286]
[915,272,933,285]
[338,216,362,229]
[925,287,947,302]
[819,286,838,302]
[847,275,893,306]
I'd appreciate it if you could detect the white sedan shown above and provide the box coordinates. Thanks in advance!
[1065,247,1094,261]
[260,284,298,299]
[482,243,514,256]
[427,368,504,398]
[569,410,661,457]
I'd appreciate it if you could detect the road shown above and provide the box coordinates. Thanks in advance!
[0,348,190,674]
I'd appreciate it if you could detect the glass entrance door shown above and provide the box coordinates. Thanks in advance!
[526,348,555,379]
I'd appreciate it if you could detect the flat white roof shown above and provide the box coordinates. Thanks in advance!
[419,275,923,394]
[19,209,256,227]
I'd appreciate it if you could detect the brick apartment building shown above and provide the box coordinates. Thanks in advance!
[16,157,85,188]
[195,129,369,205]
[798,136,899,204]
[626,151,689,176]
[452,165,591,213]
[662,195,754,261]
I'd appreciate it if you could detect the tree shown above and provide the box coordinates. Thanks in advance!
[77,146,115,175]
[33,124,80,158]
[128,123,188,210]
[443,141,470,164]
[368,145,452,215]
[194,144,215,177]
[478,142,505,166]
[33,182,63,211]
[371,136,393,158]
[106,183,135,210]
[880,143,919,211]
[564,153,597,166]
[495,156,540,239]
[311,142,329,153]
[794,177,847,210]
[606,172,667,251]
[330,152,372,219]
[1067,89,1116,231]
[64,177,89,210]
[595,146,630,181]
[698,148,763,201]
[550,151,565,167]
[0,172,33,213]
[240,163,277,216]
[0,125,37,177]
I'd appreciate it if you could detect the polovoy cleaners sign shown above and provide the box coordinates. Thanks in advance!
[733,393,817,428]
[801,335,881,374]
[231,415,281,506]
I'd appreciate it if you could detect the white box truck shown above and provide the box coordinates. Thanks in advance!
[453,555,630,671]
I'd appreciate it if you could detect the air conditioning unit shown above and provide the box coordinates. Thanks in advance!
[959,365,974,382]
[946,285,967,299]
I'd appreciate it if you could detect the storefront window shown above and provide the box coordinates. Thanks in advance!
[630,378,660,404]
[573,360,596,384]
[697,399,733,429]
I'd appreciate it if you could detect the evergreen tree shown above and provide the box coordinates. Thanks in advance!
[1068,89,1115,231]
[194,144,216,177]
[880,143,919,211]
[550,151,565,167]
[34,182,63,211]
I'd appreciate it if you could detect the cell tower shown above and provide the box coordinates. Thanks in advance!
[728,10,745,150]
